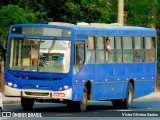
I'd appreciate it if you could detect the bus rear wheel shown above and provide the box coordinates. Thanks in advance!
[122,83,134,109]
[21,98,34,110]
[112,83,134,109]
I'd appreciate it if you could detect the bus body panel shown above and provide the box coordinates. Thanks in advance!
[74,63,156,100]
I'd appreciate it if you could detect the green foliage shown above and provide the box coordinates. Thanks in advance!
[0,4,48,40]
[156,1,160,70]
[124,0,157,27]
[63,0,117,23]
[0,5,34,39]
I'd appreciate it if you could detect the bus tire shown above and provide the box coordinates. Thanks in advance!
[112,83,134,109]
[69,86,88,112]
[78,86,88,111]
[121,83,134,109]
[21,98,34,110]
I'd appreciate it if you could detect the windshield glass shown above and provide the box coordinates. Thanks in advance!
[8,38,71,73]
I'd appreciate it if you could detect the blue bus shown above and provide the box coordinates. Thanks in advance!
[4,22,157,111]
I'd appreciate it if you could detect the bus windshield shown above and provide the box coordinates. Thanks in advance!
[8,38,71,73]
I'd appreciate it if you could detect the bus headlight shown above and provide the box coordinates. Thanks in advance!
[64,85,69,90]
[8,82,13,87]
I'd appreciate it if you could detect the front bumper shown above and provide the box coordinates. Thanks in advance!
[4,85,72,100]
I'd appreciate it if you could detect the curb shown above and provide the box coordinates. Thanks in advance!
[2,96,20,104]
[134,92,160,101]
[3,100,20,104]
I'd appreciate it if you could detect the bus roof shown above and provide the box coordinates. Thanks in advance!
[11,23,157,36]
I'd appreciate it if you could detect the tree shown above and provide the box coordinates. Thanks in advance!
[58,0,118,23]
[0,5,33,39]
[0,4,48,39]
[0,5,47,60]
[124,0,157,27]
[156,0,160,36]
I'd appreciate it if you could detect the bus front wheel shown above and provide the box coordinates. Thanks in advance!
[78,86,88,111]
[68,86,88,112]
[21,98,34,110]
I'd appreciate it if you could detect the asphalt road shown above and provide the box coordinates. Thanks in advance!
[2,100,160,120]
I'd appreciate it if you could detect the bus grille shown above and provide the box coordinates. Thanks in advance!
[22,85,52,89]
[14,75,62,81]
[24,92,50,96]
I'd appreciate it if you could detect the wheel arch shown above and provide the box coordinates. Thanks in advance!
[129,79,135,91]
[85,80,92,100]
[128,79,135,97]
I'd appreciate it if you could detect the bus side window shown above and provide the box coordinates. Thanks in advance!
[106,36,115,63]
[145,50,155,62]
[145,37,155,62]
[86,37,95,64]
[74,42,85,73]
[123,37,133,63]
[96,36,105,63]
[145,37,155,49]
[115,37,122,63]
[135,50,144,63]
[134,37,144,63]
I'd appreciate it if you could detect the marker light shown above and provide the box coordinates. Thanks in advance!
[59,87,63,91]
[8,82,13,87]
[64,85,69,90]
[20,67,24,71]
[13,84,17,88]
